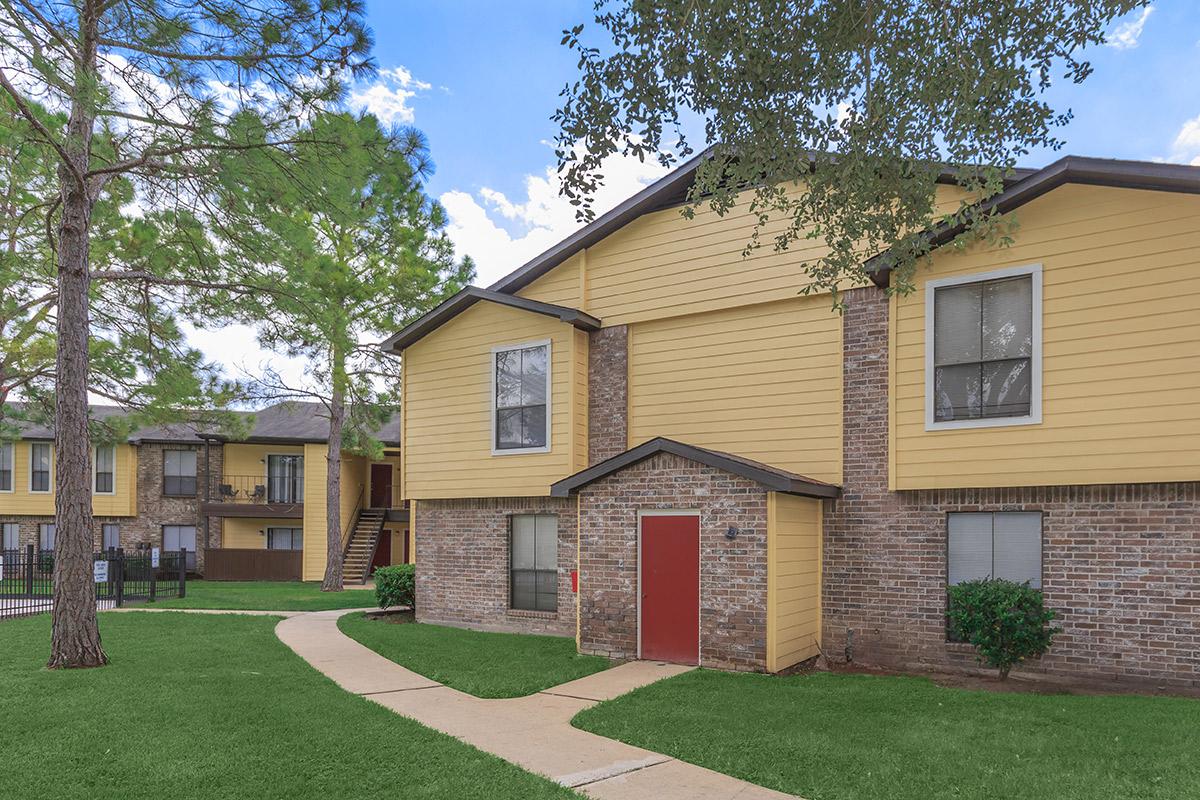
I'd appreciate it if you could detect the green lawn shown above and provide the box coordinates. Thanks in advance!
[338,612,612,698]
[0,613,577,800]
[572,669,1200,800]
[154,580,377,611]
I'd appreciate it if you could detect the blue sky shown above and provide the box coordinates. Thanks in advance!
[354,2,1199,289]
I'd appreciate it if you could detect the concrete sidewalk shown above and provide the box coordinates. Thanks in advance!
[276,609,797,799]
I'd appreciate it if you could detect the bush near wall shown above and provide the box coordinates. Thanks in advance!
[374,564,415,610]
[947,578,1058,679]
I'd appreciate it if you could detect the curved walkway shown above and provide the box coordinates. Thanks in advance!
[276,609,797,800]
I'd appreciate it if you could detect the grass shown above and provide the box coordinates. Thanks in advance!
[0,613,578,800]
[338,612,612,698]
[154,580,377,611]
[571,668,1200,800]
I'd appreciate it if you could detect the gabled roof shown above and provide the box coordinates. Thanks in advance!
[550,437,841,499]
[865,156,1200,286]
[381,286,601,353]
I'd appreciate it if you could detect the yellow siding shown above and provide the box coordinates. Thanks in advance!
[893,184,1200,489]
[0,441,137,517]
[221,443,303,484]
[301,445,369,581]
[221,518,271,549]
[628,296,842,483]
[519,184,970,327]
[572,328,589,469]
[766,492,823,672]
[402,300,583,499]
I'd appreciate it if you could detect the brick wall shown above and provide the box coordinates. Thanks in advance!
[825,286,1200,688]
[414,496,577,636]
[588,325,628,465]
[0,441,221,573]
[577,451,769,671]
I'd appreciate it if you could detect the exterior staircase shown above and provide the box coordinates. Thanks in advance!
[341,508,386,584]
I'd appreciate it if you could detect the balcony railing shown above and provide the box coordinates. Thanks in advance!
[212,474,304,505]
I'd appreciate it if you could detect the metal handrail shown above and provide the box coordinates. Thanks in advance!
[340,485,366,560]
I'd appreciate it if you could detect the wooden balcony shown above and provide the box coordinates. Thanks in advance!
[200,474,304,519]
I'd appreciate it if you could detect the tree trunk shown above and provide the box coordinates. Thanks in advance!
[321,381,346,592]
[48,1,105,669]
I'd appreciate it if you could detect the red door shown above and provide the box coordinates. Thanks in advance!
[370,464,392,508]
[640,514,700,665]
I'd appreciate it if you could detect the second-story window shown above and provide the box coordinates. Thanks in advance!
[30,443,51,492]
[163,450,198,496]
[0,443,12,491]
[94,445,116,494]
[927,265,1041,429]
[267,454,304,503]
[493,341,550,453]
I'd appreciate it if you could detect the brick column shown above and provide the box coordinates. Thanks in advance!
[588,325,628,464]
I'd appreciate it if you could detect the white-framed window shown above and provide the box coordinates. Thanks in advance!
[101,523,121,551]
[266,527,303,551]
[93,445,116,494]
[925,264,1042,430]
[0,443,13,491]
[39,523,56,551]
[492,340,551,454]
[30,442,51,492]
[509,514,557,612]
[163,449,198,496]
[948,511,1042,589]
[2,523,19,551]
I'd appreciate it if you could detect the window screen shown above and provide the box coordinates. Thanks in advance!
[102,523,120,551]
[0,443,12,491]
[39,523,56,551]
[163,450,198,496]
[510,514,557,611]
[2,523,18,551]
[267,527,303,550]
[495,344,549,450]
[94,446,115,493]
[948,511,1042,588]
[933,275,1033,422]
[30,443,51,492]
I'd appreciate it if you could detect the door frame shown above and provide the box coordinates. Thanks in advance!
[636,509,701,665]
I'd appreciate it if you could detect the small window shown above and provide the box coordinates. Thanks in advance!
[39,523,56,552]
[0,443,12,491]
[2,523,19,551]
[163,525,197,571]
[101,523,120,551]
[163,450,198,496]
[94,445,116,494]
[493,342,550,453]
[927,266,1041,429]
[948,512,1042,589]
[266,527,303,551]
[30,443,51,492]
[510,514,557,612]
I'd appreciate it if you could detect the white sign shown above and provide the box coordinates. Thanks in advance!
[151,548,160,569]
[0,556,4,582]
[93,560,109,583]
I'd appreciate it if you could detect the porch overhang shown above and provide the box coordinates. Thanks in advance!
[550,437,841,499]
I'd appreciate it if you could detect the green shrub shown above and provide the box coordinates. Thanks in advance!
[947,578,1058,679]
[374,564,415,610]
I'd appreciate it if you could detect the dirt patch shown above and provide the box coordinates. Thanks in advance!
[363,609,414,625]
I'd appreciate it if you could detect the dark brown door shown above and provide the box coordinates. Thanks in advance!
[370,464,392,508]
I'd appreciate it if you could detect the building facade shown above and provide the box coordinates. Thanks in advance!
[0,402,411,582]
[390,154,1200,689]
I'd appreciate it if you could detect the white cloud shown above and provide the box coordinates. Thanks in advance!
[1170,113,1200,165]
[347,66,431,126]
[441,147,673,287]
[1107,6,1154,50]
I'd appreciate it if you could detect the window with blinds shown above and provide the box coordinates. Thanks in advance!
[947,511,1042,588]
[494,342,550,452]
[30,443,51,492]
[94,445,116,494]
[163,450,198,496]
[0,443,12,492]
[510,514,557,612]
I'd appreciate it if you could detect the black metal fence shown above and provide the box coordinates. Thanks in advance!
[0,545,187,621]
